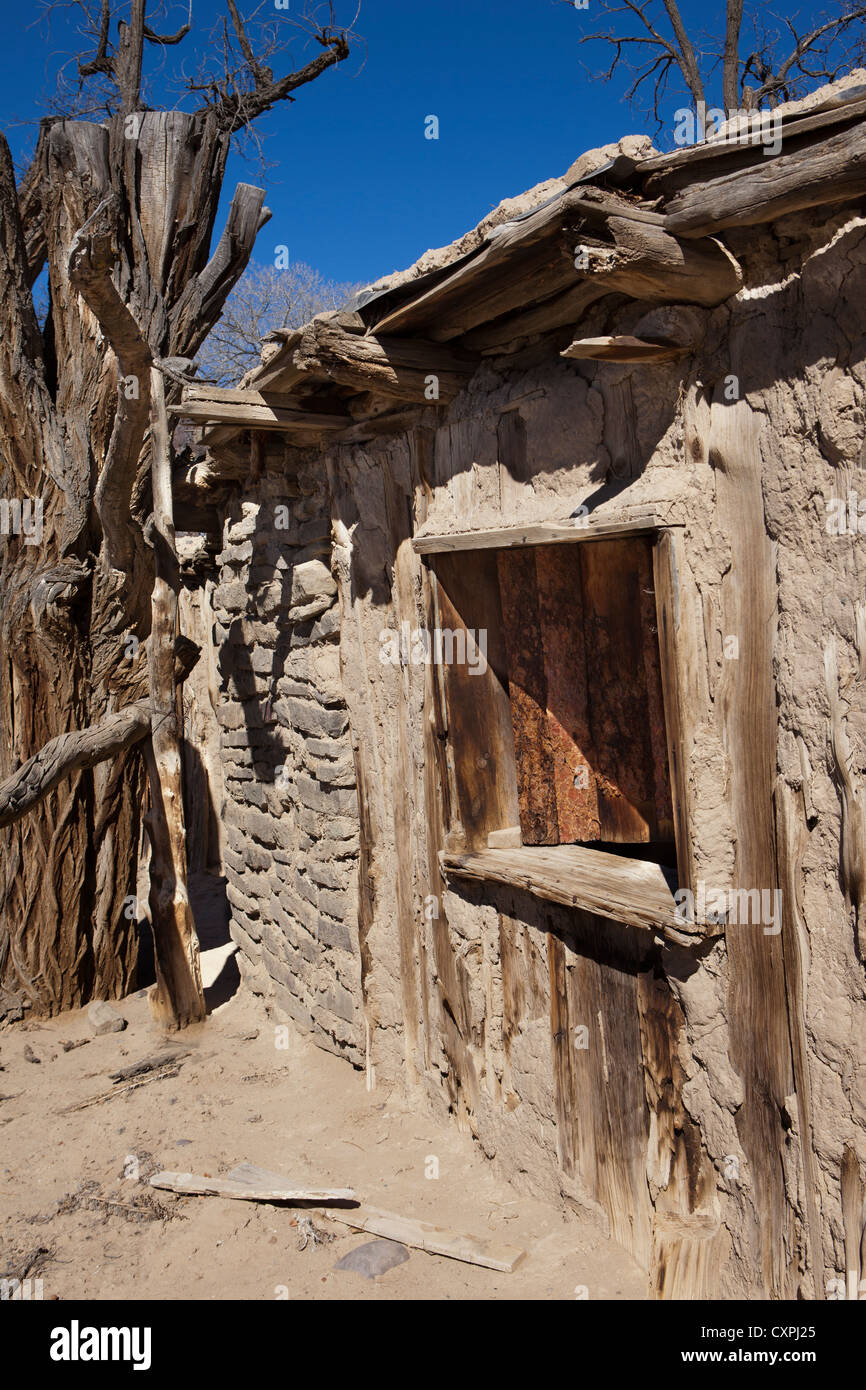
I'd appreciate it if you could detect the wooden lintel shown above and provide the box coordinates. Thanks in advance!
[440,844,717,939]
[412,513,664,554]
[561,336,690,363]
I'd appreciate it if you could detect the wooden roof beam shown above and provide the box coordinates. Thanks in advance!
[664,117,866,237]
[168,385,349,432]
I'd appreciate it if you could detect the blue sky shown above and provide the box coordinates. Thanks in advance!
[0,0,815,286]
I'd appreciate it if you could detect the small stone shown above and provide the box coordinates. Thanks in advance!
[87,1001,127,1035]
[333,1239,409,1279]
[175,1139,192,1147]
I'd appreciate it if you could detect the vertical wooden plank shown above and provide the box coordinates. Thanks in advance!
[535,544,600,840]
[579,538,670,843]
[712,394,793,1298]
[569,910,654,1268]
[636,539,675,839]
[547,905,655,1269]
[652,530,694,890]
[433,551,520,849]
[547,929,577,1175]
[497,547,559,843]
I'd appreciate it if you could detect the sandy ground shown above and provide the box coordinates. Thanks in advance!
[0,880,646,1302]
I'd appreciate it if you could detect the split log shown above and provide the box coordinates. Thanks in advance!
[664,118,866,237]
[412,512,660,553]
[440,844,712,939]
[144,368,206,1030]
[248,309,366,394]
[170,389,348,432]
[366,189,742,342]
[639,91,866,196]
[290,320,477,401]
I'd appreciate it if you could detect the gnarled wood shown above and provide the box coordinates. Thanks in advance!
[144,368,205,1028]
[0,702,151,830]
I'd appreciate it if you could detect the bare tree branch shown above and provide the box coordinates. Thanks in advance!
[0,635,200,830]
[144,0,192,46]
[571,0,866,120]
[723,0,745,111]
[0,701,152,829]
[191,23,351,134]
[660,0,704,104]
[195,258,364,383]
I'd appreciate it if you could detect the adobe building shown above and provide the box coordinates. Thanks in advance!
[175,77,866,1299]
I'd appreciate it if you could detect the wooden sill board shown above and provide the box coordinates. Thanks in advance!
[412,514,663,554]
[440,844,716,939]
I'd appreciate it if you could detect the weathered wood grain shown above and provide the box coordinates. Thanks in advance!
[151,1168,356,1204]
[432,552,520,850]
[711,395,793,1297]
[323,1204,525,1271]
[440,844,711,939]
[413,513,661,554]
[664,118,866,236]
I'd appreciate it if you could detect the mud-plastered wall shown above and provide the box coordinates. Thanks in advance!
[323,206,866,1298]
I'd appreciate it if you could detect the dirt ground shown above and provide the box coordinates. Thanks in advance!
[0,880,646,1302]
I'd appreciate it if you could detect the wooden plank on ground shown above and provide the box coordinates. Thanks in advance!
[323,1204,525,1272]
[150,1165,356,1204]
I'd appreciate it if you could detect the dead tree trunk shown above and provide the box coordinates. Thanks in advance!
[0,0,349,1026]
[0,113,266,1023]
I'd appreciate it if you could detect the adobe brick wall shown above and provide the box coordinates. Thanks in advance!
[210,453,363,1065]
